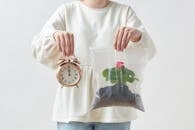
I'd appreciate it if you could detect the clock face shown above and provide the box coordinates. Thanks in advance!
[58,63,81,86]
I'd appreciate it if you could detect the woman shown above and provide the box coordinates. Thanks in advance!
[31,0,157,129]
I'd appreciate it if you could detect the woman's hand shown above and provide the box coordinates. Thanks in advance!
[113,26,142,51]
[53,31,74,57]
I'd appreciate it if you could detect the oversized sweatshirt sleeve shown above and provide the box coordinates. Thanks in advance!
[31,4,66,70]
[125,6,157,61]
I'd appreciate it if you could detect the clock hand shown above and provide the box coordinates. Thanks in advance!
[68,68,71,76]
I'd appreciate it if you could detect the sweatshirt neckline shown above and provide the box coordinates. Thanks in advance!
[77,0,113,12]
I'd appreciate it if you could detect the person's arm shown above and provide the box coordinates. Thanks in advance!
[125,6,157,61]
[31,4,66,70]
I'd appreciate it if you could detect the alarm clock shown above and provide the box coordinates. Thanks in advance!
[56,55,82,88]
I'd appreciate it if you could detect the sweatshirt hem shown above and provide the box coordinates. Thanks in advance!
[50,115,138,123]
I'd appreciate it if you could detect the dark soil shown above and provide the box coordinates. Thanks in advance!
[90,83,145,112]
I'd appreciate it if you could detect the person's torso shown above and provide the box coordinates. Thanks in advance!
[63,1,129,65]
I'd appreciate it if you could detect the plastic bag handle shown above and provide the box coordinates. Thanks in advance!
[114,49,126,62]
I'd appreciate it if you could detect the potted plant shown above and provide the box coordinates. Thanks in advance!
[91,60,145,112]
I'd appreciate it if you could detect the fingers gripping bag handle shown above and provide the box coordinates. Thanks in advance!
[89,47,150,112]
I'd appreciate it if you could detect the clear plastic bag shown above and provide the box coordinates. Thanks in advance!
[88,47,150,112]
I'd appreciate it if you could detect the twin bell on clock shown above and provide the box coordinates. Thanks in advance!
[56,54,82,88]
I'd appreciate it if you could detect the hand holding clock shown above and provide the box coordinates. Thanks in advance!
[53,31,75,57]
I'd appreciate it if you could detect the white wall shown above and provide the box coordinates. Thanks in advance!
[0,0,194,130]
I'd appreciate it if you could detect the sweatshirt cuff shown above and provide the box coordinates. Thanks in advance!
[51,31,58,42]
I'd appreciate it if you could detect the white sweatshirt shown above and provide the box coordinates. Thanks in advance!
[31,0,157,123]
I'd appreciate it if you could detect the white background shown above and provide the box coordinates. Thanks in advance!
[0,0,194,130]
